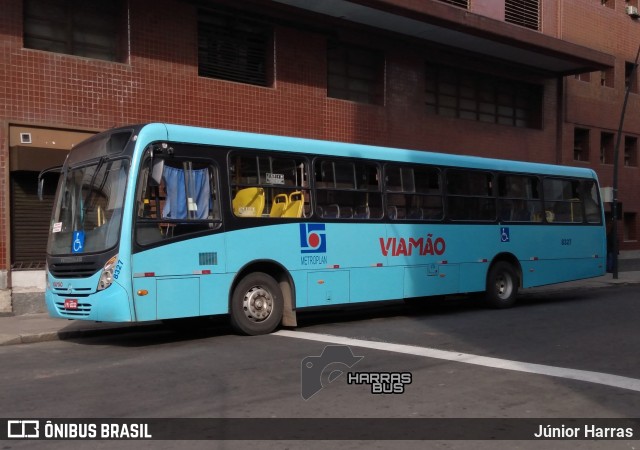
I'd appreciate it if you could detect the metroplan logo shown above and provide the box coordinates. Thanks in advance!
[299,223,326,253]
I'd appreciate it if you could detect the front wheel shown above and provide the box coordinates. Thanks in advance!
[230,272,284,335]
[485,262,519,308]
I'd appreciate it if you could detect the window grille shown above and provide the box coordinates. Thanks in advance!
[425,63,543,129]
[198,9,272,86]
[505,0,540,31]
[327,42,385,105]
[435,0,469,8]
[23,0,122,61]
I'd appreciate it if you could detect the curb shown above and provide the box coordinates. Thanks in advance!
[0,323,163,347]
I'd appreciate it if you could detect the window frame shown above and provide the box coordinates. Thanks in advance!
[197,8,274,87]
[384,163,444,221]
[497,174,544,223]
[425,63,543,129]
[229,151,311,219]
[327,41,385,105]
[134,150,222,247]
[313,156,383,220]
[445,168,497,222]
[23,0,125,62]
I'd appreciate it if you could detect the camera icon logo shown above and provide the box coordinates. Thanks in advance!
[300,345,363,400]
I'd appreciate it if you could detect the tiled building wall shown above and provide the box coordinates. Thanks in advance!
[561,0,640,247]
[2,0,638,273]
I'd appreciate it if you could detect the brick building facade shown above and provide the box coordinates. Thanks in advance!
[0,0,637,313]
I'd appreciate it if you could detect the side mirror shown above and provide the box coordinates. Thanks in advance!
[38,177,45,202]
[38,165,63,201]
[151,158,164,186]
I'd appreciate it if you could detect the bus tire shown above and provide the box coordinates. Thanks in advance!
[230,272,284,335]
[485,261,518,308]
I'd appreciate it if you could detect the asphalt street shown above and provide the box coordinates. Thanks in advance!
[1,284,640,449]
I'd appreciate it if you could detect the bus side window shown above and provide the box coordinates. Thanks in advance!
[497,174,542,223]
[447,169,495,221]
[543,178,584,223]
[231,154,310,219]
[135,154,220,245]
[583,180,602,224]
[315,158,382,220]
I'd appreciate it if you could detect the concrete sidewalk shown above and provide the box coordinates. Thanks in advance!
[1,271,639,347]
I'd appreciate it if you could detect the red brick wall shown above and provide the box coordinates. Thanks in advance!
[0,123,7,273]
[560,0,640,249]
[1,0,638,267]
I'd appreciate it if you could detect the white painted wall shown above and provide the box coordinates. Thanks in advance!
[11,270,46,292]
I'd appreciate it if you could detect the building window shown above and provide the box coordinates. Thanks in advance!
[601,0,615,9]
[23,0,124,62]
[435,0,469,7]
[425,64,543,128]
[601,67,615,88]
[625,61,638,93]
[574,128,590,162]
[327,42,385,105]
[600,132,615,164]
[624,136,638,167]
[574,72,591,82]
[198,9,273,87]
[505,0,540,31]
[624,213,637,242]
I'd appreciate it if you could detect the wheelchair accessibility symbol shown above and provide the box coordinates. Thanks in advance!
[72,231,85,253]
[500,227,510,243]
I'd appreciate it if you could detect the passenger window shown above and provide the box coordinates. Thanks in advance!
[446,170,495,221]
[583,180,602,224]
[135,153,221,246]
[543,178,583,223]
[314,158,382,219]
[229,154,310,218]
[385,165,443,220]
[497,175,543,222]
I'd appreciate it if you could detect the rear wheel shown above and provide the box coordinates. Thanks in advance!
[485,261,519,308]
[230,272,283,335]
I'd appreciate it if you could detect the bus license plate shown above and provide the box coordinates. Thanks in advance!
[64,299,78,310]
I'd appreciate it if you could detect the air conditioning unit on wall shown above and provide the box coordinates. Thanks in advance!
[627,5,640,18]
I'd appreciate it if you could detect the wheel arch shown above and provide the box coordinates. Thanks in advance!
[488,252,523,288]
[230,259,297,327]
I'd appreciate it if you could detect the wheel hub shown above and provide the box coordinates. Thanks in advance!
[496,274,513,299]
[242,286,273,322]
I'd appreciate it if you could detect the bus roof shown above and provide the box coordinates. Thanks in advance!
[140,123,597,180]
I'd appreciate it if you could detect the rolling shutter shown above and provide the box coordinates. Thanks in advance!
[10,172,57,269]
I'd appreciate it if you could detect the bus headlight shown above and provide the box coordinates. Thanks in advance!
[98,255,119,291]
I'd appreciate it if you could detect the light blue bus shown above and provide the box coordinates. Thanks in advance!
[42,123,605,335]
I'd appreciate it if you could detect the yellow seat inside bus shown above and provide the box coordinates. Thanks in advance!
[282,191,303,218]
[270,193,289,217]
[233,187,265,217]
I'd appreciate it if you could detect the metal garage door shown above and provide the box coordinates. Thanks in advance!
[10,171,57,269]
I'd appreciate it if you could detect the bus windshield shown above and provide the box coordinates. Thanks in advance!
[48,158,129,256]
